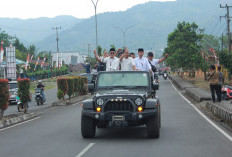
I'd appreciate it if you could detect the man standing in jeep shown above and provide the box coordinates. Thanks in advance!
[94,48,121,71]
[134,48,152,72]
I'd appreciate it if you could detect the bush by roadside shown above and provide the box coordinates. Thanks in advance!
[57,76,87,100]
[0,79,10,118]
[17,78,31,113]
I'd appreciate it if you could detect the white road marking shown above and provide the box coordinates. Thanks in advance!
[76,143,95,157]
[0,117,41,131]
[170,80,232,142]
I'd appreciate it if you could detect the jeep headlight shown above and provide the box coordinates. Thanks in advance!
[96,98,104,106]
[135,98,143,106]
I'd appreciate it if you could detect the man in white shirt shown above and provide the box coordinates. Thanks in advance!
[94,48,121,71]
[120,48,136,71]
[147,52,169,80]
[134,48,152,72]
[147,52,169,67]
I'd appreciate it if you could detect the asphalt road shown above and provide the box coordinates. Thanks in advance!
[0,78,232,157]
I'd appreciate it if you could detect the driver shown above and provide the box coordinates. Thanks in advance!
[37,80,45,101]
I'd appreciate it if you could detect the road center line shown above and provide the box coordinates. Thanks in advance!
[170,80,232,142]
[76,143,95,157]
[0,116,41,132]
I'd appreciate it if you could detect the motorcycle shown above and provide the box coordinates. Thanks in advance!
[221,85,232,100]
[35,88,46,106]
[16,96,28,113]
[163,72,168,80]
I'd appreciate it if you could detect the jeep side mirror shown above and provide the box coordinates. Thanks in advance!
[88,84,95,93]
[152,82,159,91]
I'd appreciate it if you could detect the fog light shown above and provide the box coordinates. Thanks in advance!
[96,107,101,112]
[138,114,143,119]
[95,114,100,119]
[138,106,143,112]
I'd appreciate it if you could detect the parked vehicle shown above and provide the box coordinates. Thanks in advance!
[35,88,46,106]
[82,71,160,138]
[9,81,18,104]
[9,81,32,104]
[221,85,232,100]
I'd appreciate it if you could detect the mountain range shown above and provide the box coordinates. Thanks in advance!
[0,0,226,57]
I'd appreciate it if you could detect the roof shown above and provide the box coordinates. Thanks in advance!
[1,59,26,65]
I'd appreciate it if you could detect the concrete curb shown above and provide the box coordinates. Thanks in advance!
[0,112,37,129]
[206,102,232,124]
[169,75,211,102]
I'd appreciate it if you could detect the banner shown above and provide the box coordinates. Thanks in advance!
[34,57,40,71]
[0,41,4,63]
[41,57,46,67]
[25,54,30,70]
[6,46,16,79]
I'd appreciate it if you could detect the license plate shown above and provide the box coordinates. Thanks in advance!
[112,115,125,121]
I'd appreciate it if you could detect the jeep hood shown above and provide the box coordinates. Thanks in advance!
[96,89,148,97]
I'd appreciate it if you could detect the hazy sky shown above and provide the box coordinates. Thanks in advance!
[0,0,175,19]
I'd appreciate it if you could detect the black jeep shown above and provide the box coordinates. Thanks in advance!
[81,71,160,138]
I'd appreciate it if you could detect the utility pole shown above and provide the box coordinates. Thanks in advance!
[220,4,232,53]
[222,33,224,52]
[52,26,61,75]
[88,44,91,62]
[91,0,99,51]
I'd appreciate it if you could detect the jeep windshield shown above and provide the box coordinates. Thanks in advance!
[97,72,149,90]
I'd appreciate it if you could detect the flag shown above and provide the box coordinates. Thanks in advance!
[25,54,30,70]
[30,55,33,63]
[34,57,40,71]
[41,57,46,67]
[0,41,4,63]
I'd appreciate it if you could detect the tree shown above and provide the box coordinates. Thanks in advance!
[164,21,203,77]
[28,44,37,56]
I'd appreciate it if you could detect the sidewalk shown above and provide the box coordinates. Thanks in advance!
[169,75,232,123]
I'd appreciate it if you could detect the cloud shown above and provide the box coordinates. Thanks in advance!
[0,0,175,19]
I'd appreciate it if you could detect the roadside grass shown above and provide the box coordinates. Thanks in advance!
[30,81,57,93]
[183,76,210,90]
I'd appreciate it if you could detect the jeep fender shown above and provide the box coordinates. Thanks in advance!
[82,99,94,110]
[145,97,160,109]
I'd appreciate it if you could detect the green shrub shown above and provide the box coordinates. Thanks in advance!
[57,90,64,100]
[67,78,74,99]
[73,77,79,96]
[57,78,68,97]
[77,76,87,95]
[17,78,31,104]
[0,79,10,118]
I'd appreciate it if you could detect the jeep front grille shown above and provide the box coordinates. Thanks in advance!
[104,101,133,112]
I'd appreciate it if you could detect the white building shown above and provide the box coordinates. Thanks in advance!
[52,52,88,65]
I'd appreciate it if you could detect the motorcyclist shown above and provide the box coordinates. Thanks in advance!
[37,80,45,101]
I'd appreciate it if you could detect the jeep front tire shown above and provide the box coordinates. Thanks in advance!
[81,113,96,138]
[147,112,160,138]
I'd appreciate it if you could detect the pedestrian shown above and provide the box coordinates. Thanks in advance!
[81,63,91,73]
[134,48,152,72]
[94,48,121,71]
[208,65,221,103]
[129,52,135,59]
[120,48,136,71]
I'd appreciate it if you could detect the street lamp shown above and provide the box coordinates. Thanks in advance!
[91,0,99,51]
[114,26,134,48]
